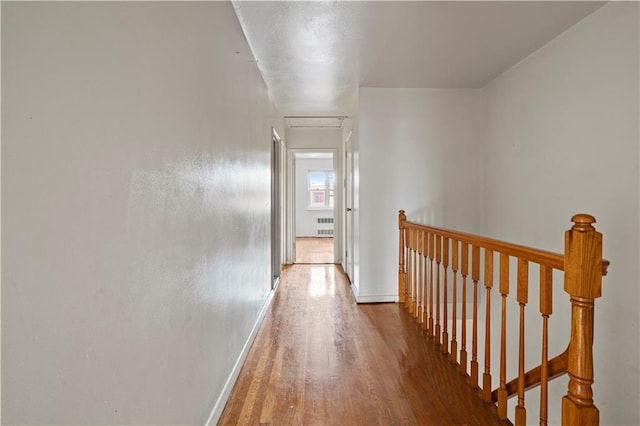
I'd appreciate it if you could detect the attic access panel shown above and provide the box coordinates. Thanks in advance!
[285,116,346,129]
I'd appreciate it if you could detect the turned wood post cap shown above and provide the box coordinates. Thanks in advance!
[571,214,596,231]
[398,210,406,228]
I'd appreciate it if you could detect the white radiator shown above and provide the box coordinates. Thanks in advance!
[316,217,334,236]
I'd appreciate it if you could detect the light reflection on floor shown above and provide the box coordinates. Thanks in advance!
[308,266,336,297]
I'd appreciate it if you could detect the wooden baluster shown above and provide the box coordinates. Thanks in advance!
[470,245,480,388]
[417,231,424,323]
[442,237,450,354]
[420,231,425,323]
[429,232,435,336]
[422,231,429,329]
[413,229,419,314]
[412,229,421,312]
[450,240,459,364]
[408,229,413,312]
[404,228,413,312]
[398,211,407,304]
[516,258,529,426]
[482,249,494,402]
[497,253,509,420]
[405,229,411,310]
[562,214,602,426]
[416,229,419,318]
[406,231,411,308]
[435,235,442,345]
[412,229,417,313]
[417,231,420,315]
[460,242,469,376]
[540,265,553,426]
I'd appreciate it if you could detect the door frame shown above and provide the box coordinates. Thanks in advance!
[286,148,342,265]
[271,128,285,289]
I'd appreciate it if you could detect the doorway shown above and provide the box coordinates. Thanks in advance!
[293,152,335,264]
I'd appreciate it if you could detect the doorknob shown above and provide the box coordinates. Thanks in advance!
[346,208,352,212]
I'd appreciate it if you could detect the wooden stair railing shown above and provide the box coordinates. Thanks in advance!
[398,210,609,426]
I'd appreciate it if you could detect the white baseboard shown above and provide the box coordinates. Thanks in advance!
[350,282,359,302]
[350,283,398,303]
[204,287,276,425]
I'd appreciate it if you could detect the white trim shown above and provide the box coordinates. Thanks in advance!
[204,288,276,425]
[272,275,281,292]
[285,150,296,264]
[350,284,398,304]
[350,283,360,302]
[287,148,342,264]
[355,294,398,303]
[271,127,286,282]
[272,127,282,144]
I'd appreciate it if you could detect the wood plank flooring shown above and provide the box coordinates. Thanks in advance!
[295,237,334,264]
[218,264,511,425]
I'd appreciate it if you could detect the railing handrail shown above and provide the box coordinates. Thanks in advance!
[401,217,609,276]
[401,219,565,270]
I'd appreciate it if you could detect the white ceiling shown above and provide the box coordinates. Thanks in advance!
[233,1,605,118]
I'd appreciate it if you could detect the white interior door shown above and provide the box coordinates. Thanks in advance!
[345,139,354,280]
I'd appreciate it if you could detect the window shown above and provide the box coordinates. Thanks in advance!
[308,171,335,209]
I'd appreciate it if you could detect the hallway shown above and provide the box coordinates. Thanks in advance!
[3,2,638,424]
[218,264,509,425]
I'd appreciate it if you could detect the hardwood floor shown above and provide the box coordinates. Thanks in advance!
[218,264,510,425]
[295,237,334,264]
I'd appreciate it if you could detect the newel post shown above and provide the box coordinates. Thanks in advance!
[398,210,407,304]
[562,214,602,426]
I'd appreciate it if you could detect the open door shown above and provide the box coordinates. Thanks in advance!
[344,131,354,281]
[271,130,283,288]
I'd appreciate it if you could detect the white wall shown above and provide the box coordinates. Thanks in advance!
[357,88,483,302]
[295,157,334,237]
[286,128,342,150]
[482,2,639,424]
[2,3,280,424]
